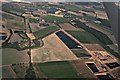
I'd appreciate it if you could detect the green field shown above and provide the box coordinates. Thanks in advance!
[67,31,100,44]
[63,4,80,12]
[74,21,113,45]
[33,26,59,39]
[2,2,25,15]
[37,61,80,78]
[83,14,95,20]
[91,22,113,34]
[44,16,70,23]
[39,3,80,12]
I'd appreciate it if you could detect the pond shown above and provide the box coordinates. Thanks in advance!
[97,73,115,80]
[86,63,99,73]
[106,62,120,69]
[0,36,7,40]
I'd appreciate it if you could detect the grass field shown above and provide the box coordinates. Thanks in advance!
[33,26,59,39]
[44,16,70,23]
[67,31,100,44]
[37,61,80,78]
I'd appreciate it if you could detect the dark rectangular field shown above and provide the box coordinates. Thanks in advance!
[56,31,81,49]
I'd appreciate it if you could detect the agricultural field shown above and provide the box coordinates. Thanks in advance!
[59,23,84,31]
[67,31,100,44]
[44,16,70,23]
[2,48,29,65]
[33,26,59,39]
[11,63,29,78]
[29,18,39,23]
[31,33,77,62]
[83,44,105,51]
[37,61,81,78]
[2,66,16,78]
[82,14,95,20]
[74,21,113,45]
[108,44,119,53]
[29,23,41,32]
[38,3,81,12]
[2,2,25,15]
[88,22,113,35]
[6,20,26,30]
[63,4,81,12]
[86,22,117,44]
[2,13,14,19]
[70,60,97,78]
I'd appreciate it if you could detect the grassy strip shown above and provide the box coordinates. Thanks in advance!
[33,26,59,39]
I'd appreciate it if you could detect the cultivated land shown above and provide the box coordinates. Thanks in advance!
[108,44,119,53]
[37,61,80,78]
[2,48,29,65]
[67,31,100,44]
[89,22,112,34]
[83,44,105,51]
[6,20,26,30]
[63,4,81,12]
[70,60,97,78]
[31,33,77,62]
[33,26,59,39]
[1,2,120,79]
[86,23,117,44]
[29,23,42,32]
[1,11,23,21]
[44,15,70,23]
[11,63,29,78]
[2,66,16,78]
[59,23,84,31]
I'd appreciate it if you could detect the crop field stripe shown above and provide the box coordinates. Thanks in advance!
[33,26,59,39]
